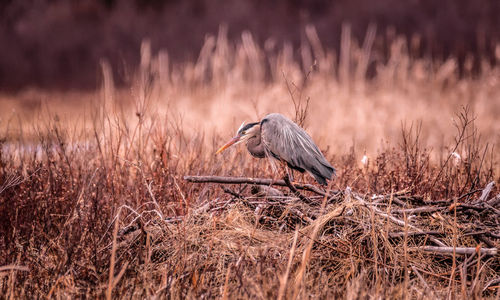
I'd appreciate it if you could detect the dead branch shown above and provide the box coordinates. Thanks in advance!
[388,231,443,238]
[455,202,500,216]
[392,206,446,214]
[487,194,500,206]
[476,181,495,203]
[416,246,498,256]
[184,175,329,196]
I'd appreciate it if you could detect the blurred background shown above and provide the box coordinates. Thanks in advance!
[0,0,499,157]
[1,0,499,91]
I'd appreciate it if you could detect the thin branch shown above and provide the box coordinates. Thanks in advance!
[0,265,29,272]
[483,277,500,293]
[388,231,443,238]
[416,246,497,256]
[392,206,446,214]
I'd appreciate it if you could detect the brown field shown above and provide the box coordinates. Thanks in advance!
[1,29,499,298]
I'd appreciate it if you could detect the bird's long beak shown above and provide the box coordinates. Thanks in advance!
[215,136,241,154]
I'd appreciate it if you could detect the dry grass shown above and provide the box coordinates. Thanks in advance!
[0,28,499,298]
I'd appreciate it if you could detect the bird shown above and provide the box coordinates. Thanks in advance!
[216,113,335,185]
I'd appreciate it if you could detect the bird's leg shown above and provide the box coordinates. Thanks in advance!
[285,163,301,186]
[280,160,295,185]
[286,166,294,183]
[268,162,281,186]
[283,173,314,205]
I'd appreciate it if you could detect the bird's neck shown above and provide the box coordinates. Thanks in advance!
[246,133,265,158]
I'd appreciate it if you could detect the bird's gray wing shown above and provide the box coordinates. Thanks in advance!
[260,113,335,184]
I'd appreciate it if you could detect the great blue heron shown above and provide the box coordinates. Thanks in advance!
[216,113,335,185]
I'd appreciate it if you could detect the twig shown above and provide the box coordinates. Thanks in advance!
[483,277,500,293]
[457,189,483,201]
[430,106,473,191]
[423,189,484,206]
[484,203,500,216]
[462,232,497,248]
[370,192,410,206]
[464,230,500,240]
[388,197,408,207]
[0,167,41,195]
[0,265,29,272]
[221,186,244,199]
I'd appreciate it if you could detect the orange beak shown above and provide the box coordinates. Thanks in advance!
[215,136,241,154]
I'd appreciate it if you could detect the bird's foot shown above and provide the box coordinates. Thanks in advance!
[283,174,297,185]
[283,174,314,204]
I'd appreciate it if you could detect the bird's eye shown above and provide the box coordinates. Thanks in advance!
[242,131,246,135]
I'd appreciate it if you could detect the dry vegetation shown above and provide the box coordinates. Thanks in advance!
[0,27,499,298]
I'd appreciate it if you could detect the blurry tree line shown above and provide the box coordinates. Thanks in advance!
[0,0,498,90]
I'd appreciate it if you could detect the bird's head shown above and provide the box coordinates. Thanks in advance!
[216,122,260,154]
